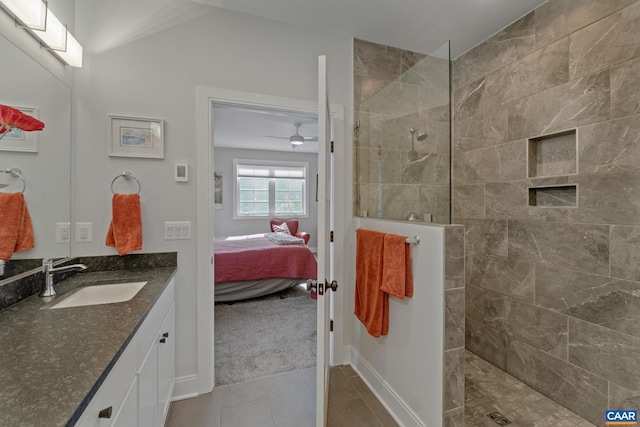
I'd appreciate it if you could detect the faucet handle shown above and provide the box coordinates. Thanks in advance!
[42,258,53,271]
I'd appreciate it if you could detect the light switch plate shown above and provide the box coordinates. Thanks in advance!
[165,221,191,239]
[175,162,189,182]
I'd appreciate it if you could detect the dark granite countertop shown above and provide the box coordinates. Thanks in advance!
[0,266,177,427]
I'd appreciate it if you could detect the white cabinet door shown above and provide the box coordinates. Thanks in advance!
[112,377,137,427]
[138,343,158,427]
[157,303,175,424]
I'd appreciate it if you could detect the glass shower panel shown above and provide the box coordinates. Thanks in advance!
[354,39,451,224]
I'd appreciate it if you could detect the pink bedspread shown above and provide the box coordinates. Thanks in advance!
[214,234,317,283]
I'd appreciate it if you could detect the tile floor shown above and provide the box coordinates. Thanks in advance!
[464,350,595,427]
[168,351,596,427]
[166,367,315,427]
[166,365,397,427]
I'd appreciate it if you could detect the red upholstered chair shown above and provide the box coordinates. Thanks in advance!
[270,218,310,244]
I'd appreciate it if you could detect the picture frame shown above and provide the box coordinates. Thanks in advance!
[214,172,223,209]
[0,106,39,153]
[108,115,164,158]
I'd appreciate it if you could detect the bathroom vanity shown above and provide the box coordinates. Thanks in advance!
[0,261,176,426]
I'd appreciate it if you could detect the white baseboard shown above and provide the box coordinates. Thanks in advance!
[348,346,426,427]
[171,374,199,401]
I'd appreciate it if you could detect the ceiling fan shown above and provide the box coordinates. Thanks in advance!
[263,122,318,148]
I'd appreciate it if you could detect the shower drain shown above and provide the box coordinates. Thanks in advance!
[487,411,512,425]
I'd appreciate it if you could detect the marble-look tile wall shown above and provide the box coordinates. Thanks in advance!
[453,0,640,424]
[444,225,465,426]
[353,38,451,224]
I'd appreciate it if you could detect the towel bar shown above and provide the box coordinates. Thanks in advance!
[405,235,420,245]
[0,168,26,193]
[355,229,420,245]
[111,172,141,194]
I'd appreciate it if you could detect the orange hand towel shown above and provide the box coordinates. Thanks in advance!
[380,233,413,299]
[0,192,34,261]
[106,193,142,255]
[354,228,389,337]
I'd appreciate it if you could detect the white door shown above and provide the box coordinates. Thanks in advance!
[315,54,335,427]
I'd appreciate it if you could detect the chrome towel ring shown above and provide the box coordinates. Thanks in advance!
[0,168,26,193]
[111,172,141,194]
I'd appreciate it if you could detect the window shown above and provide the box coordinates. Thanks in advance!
[234,159,309,219]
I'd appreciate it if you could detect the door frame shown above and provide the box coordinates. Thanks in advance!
[195,86,345,394]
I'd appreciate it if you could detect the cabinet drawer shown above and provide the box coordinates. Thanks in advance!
[75,335,137,427]
[137,279,174,367]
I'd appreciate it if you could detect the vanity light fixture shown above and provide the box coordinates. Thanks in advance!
[0,0,46,30]
[0,0,83,67]
[31,7,66,51]
[53,30,82,67]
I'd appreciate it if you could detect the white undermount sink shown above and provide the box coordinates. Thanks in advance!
[49,282,147,309]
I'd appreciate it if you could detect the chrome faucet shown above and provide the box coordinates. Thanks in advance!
[41,258,88,297]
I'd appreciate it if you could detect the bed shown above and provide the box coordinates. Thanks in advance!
[214,233,317,302]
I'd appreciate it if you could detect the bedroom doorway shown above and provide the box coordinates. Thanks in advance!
[211,102,320,388]
[195,85,345,422]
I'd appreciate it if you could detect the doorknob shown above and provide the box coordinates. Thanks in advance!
[306,279,317,292]
[328,280,338,292]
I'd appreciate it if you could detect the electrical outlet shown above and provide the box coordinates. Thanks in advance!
[165,221,191,240]
[75,222,93,243]
[56,223,71,243]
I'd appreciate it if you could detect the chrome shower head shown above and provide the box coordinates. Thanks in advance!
[410,127,428,141]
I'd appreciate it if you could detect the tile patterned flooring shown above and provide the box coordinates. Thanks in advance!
[167,367,316,427]
[168,352,596,426]
[166,365,397,427]
[465,350,595,427]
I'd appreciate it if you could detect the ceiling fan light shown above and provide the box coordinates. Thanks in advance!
[290,135,304,145]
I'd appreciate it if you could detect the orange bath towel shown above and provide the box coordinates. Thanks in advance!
[0,192,34,261]
[380,233,413,299]
[355,228,389,337]
[106,193,142,255]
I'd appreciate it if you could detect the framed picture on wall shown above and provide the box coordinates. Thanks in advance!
[0,106,39,153]
[108,115,164,158]
[214,172,223,209]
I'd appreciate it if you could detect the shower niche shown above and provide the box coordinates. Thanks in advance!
[526,129,578,208]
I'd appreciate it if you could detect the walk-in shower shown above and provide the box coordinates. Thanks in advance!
[354,39,451,224]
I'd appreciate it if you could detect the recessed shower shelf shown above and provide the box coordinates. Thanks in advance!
[528,184,577,208]
[528,129,577,178]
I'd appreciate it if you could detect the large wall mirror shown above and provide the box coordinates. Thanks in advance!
[0,33,71,280]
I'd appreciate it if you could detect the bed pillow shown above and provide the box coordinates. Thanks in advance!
[270,218,298,235]
[272,222,291,235]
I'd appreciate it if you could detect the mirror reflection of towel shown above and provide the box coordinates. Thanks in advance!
[0,192,34,261]
[105,193,142,255]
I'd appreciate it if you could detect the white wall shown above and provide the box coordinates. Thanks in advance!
[73,3,353,396]
[213,147,319,247]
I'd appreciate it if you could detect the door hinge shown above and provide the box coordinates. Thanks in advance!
[330,320,334,332]
[331,140,334,153]
[330,231,334,242]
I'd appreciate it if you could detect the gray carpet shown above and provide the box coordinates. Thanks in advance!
[214,286,317,386]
